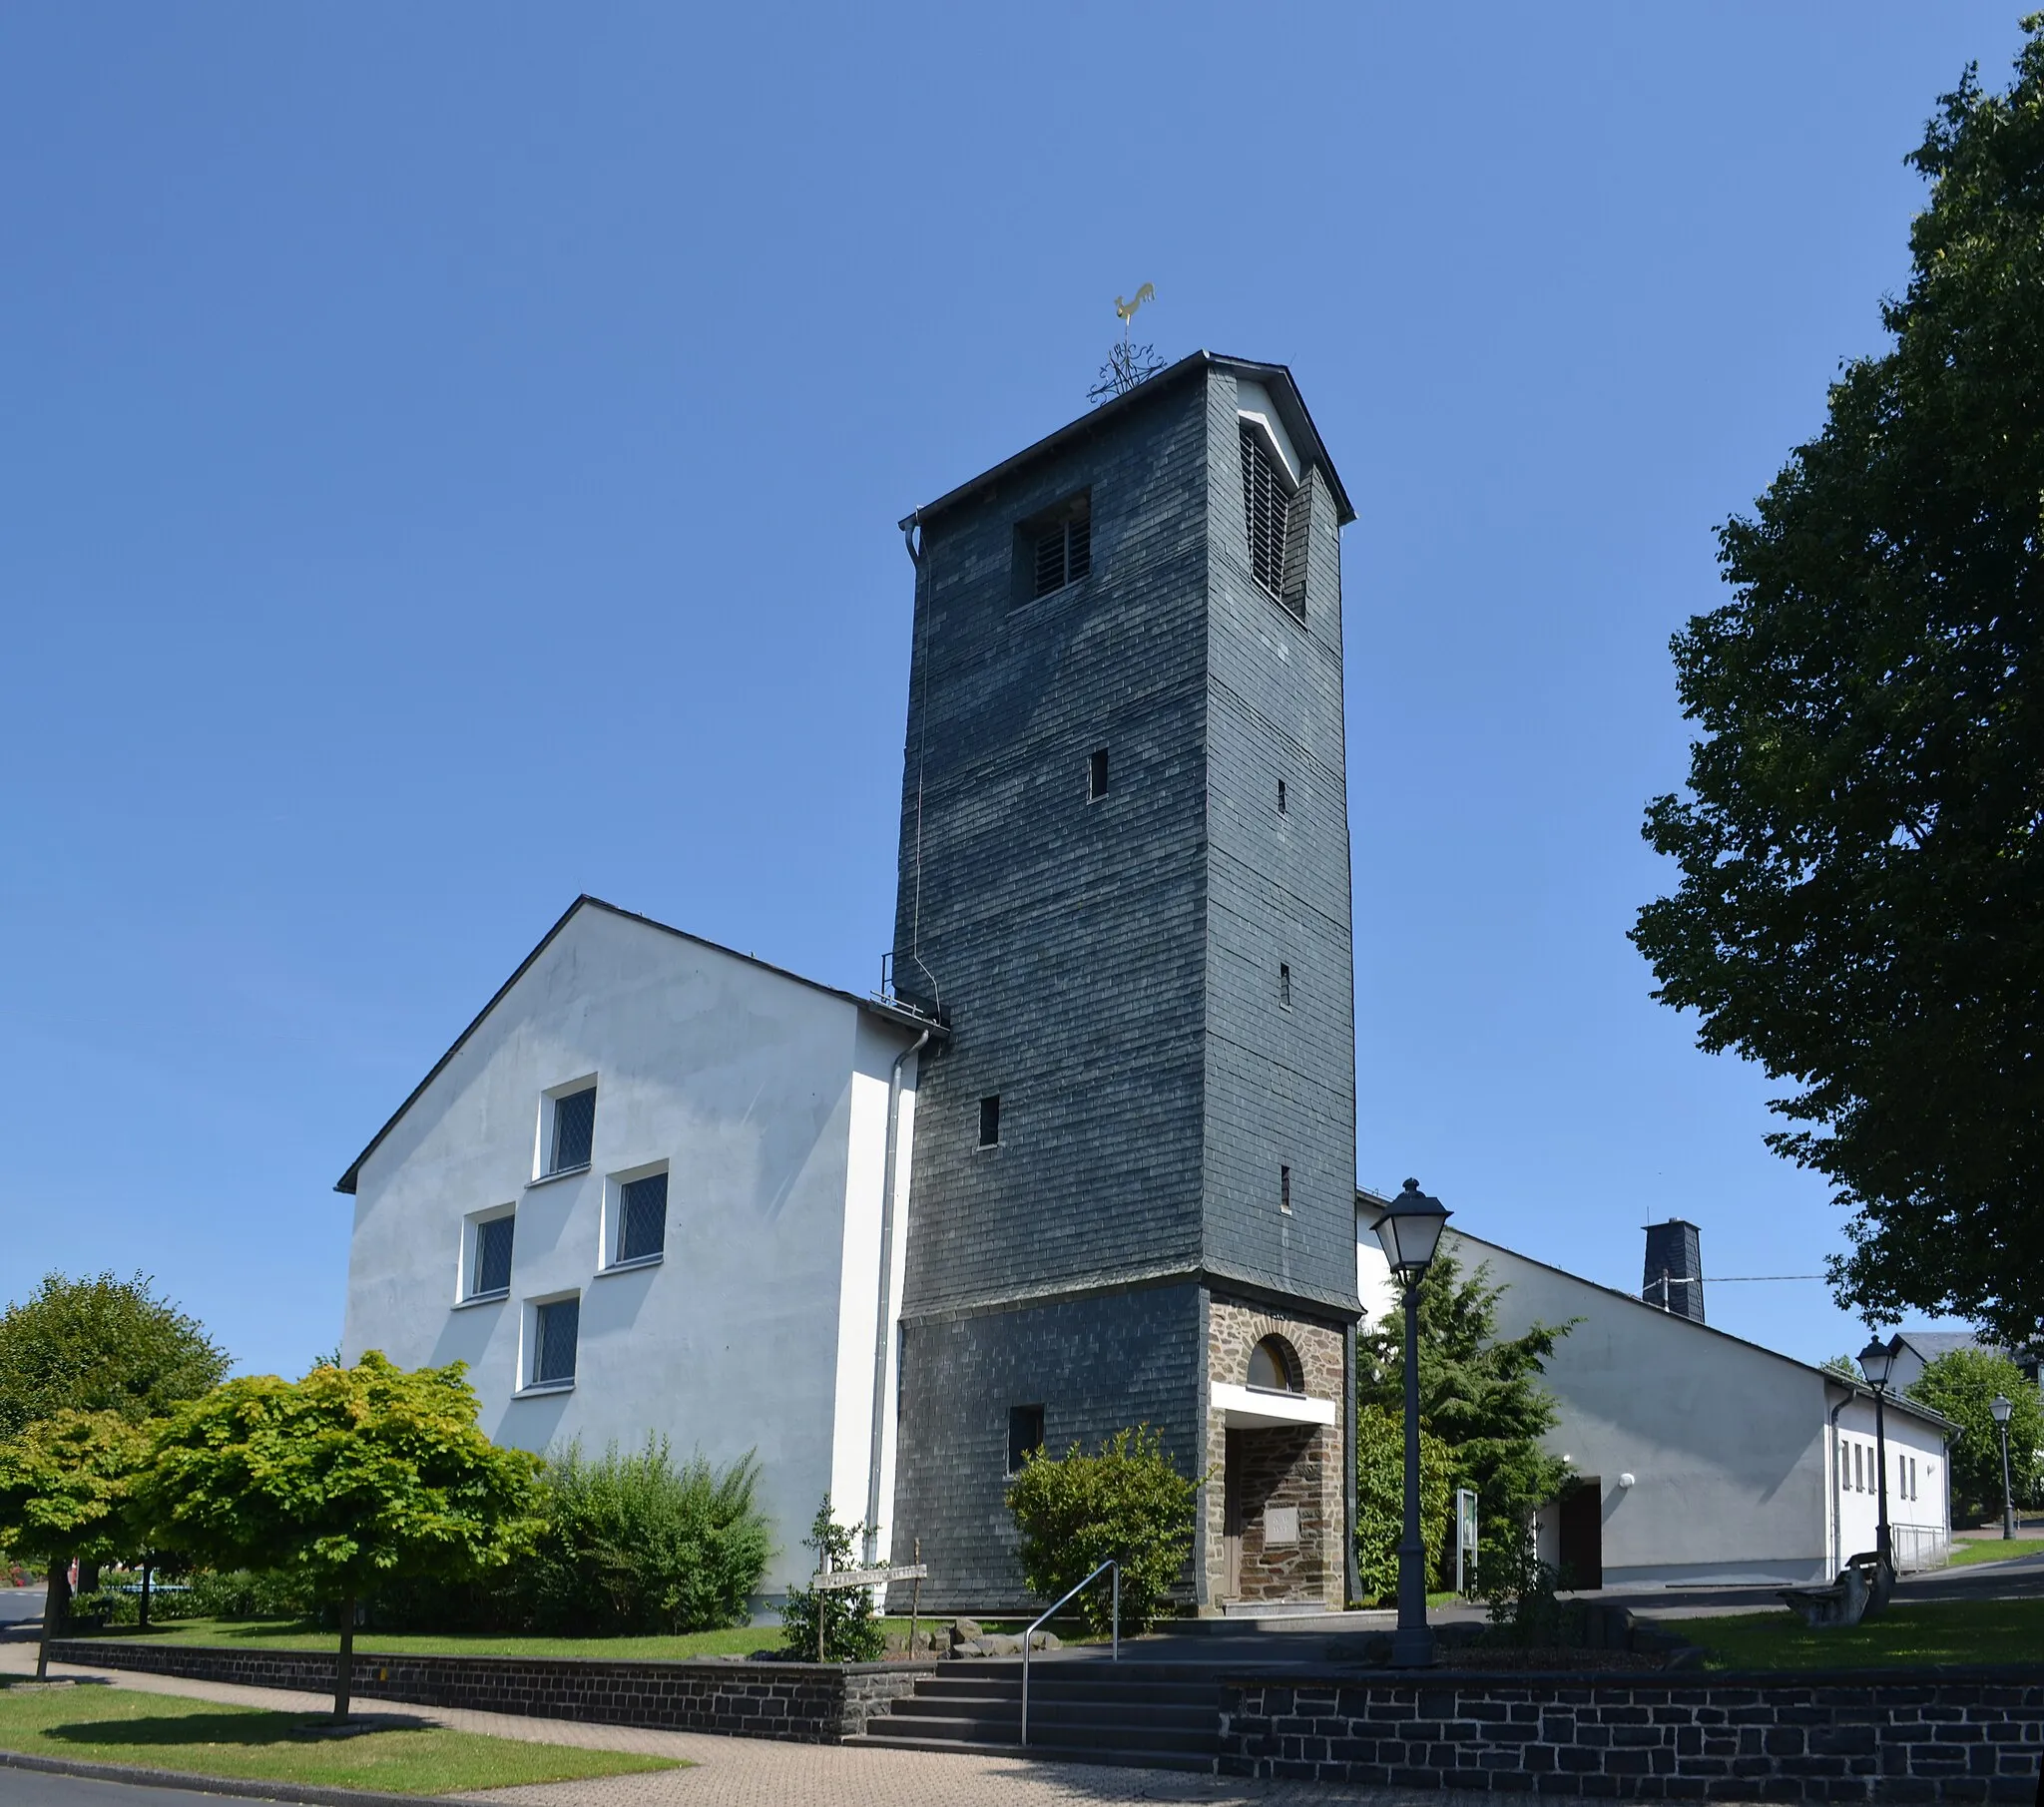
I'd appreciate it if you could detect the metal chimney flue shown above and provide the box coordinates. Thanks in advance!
[1642,1219,1705,1322]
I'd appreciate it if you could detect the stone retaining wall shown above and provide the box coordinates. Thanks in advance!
[49,1639,930,1744]
[1219,1670,2044,1802]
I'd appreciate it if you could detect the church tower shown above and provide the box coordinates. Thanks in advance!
[888,354,1359,1610]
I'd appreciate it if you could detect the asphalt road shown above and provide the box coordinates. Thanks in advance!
[1609,1549,2044,1619]
[0,1591,48,1628]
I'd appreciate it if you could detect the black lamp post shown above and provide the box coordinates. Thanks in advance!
[1990,1394,2015,1541]
[1373,1177,1451,1669]
[1857,1333,1901,1588]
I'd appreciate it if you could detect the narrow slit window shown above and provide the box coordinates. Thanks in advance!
[1089,748,1109,800]
[1277,778,1287,815]
[617,1171,668,1264]
[1280,1164,1292,1214]
[1008,1404,1045,1473]
[978,1095,1001,1148]
[1279,963,1291,1009]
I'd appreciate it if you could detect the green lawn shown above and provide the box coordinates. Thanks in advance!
[1664,1597,2044,1670]
[1946,1537,2044,1570]
[0,1680,679,1796]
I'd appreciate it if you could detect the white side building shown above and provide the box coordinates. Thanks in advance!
[1356,1197,1955,1589]
[337,896,937,1597]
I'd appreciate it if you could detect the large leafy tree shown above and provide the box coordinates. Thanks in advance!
[0,1411,152,1679]
[145,1352,541,1720]
[0,1272,228,1438]
[1905,1347,2044,1521]
[1358,1237,1572,1579]
[1632,27,2044,1344]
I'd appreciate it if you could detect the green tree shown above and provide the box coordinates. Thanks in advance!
[1006,1427,1196,1635]
[1358,1238,1572,1580]
[776,1497,884,1662]
[145,1352,541,1720]
[1631,26,2044,1346]
[0,1411,151,1679]
[0,1272,227,1439]
[1351,1405,1453,1602]
[1905,1348,2044,1523]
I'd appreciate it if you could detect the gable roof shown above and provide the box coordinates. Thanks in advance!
[333,896,941,1196]
[1897,1330,1995,1362]
[1356,1189,1957,1436]
[901,351,1356,532]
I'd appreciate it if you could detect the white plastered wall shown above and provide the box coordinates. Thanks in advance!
[340,903,919,1600]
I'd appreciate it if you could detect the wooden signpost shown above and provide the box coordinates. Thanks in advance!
[810,1548,929,1662]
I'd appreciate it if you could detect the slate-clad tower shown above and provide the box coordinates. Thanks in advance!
[889,354,1359,1611]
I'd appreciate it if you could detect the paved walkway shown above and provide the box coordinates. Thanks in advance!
[0,1633,1447,1807]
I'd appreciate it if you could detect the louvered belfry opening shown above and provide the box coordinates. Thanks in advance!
[1029,494,1092,598]
[1240,423,1291,603]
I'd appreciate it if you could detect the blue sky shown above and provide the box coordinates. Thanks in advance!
[1,6,2023,1378]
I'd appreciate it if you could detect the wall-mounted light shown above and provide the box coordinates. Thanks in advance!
[1618,1473,1636,1490]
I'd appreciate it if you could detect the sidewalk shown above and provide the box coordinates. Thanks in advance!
[0,1632,1442,1806]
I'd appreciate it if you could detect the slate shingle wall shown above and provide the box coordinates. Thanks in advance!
[889,1282,1203,1613]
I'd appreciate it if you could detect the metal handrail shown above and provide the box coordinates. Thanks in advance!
[1019,1559,1118,1747]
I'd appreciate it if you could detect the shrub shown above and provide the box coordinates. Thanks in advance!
[1479,1530,1571,1647]
[183,1568,316,1622]
[1006,1426,1195,1635]
[777,1497,884,1662]
[522,1438,769,1635]
[1352,1405,1454,1602]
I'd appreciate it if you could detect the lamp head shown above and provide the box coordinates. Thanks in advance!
[1857,1334,1898,1391]
[1373,1177,1451,1279]
[1991,1393,2012,1426]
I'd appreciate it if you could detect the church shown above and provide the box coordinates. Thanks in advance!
[338,353,1365,1611]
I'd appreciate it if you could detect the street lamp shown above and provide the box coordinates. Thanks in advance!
[1373,1177,1451,1668]
[1857,1333,1902,1590]
[1990,1394,2015,1541]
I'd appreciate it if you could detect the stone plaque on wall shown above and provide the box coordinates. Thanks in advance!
[1264,1506,1299,1547]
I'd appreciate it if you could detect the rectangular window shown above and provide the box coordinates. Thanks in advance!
[1852,1444,1863,1491]
[533,1297,579,1387]
[1279,963,1292,1009]
[1280,1164,1292,1214]
[1277,778,1287,815]
[1019,494,1092,602]
[471,1213,514,1297]
[1241,425,1291,602]
[1008,1404,1045,1474]
[1089,748,1109,800]
[547,1084,596,1174]
[978,1095,1001,1148]
[618,1170,668,1264]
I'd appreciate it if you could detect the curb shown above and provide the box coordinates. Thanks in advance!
[0,1749,492,1805]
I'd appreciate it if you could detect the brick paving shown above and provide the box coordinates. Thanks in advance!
[0,1634,1451,1806]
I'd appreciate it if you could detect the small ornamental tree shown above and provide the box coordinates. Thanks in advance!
[1352,1404,1454,1602]
[0,1410,152,1678]
[1006,1426,1195,1635]
[1906,1347,2044,1522]
[776,1497,883,1662]
[146,1353,541,1720]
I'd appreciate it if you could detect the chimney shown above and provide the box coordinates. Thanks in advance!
[1642,1219,1705,1323]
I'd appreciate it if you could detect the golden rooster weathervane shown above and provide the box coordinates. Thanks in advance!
[1116,283,1157,338]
